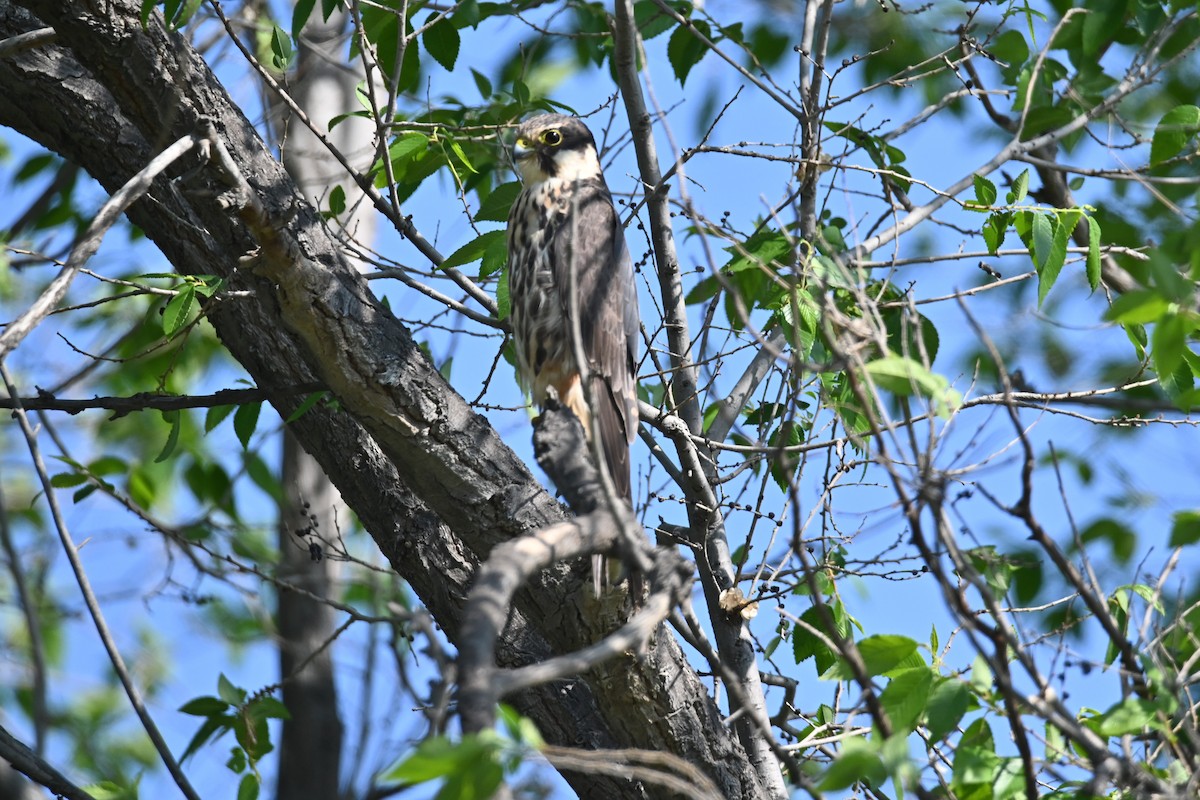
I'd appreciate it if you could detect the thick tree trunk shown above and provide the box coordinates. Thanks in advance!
[0,4,769,798]
[270,8,377,798]
[277,433,344,800]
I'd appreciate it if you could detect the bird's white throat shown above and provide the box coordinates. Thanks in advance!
[517,145,602,185]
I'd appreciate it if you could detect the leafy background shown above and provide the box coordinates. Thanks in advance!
[1,0,1199,798]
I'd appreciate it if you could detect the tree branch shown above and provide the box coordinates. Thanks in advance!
[0,385,321,416]
[0,4,768,796]
[1,364,202,800]
[0,724,95,800]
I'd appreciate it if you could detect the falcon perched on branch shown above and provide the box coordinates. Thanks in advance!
[507,114,639,503]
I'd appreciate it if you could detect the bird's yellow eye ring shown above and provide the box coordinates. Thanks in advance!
[540,129,563,146]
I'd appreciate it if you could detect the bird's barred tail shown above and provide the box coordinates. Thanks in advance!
[591,373,631,501]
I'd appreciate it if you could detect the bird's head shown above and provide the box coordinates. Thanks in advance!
[511,114,602,185]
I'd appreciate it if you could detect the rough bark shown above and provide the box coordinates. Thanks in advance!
[271,9,373,798]
[0,3,768,798]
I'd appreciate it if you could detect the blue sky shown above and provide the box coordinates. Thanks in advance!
[1,2,1197,799]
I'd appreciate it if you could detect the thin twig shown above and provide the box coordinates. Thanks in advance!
[1,364,203,800]
[0,133,198,359]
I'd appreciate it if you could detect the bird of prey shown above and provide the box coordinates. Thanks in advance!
[506,114,639,507]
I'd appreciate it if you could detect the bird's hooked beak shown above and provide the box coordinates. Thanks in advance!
[512,136,534,162]
[512,135,547,184]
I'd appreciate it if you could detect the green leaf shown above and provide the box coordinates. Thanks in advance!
[969,654,992,695]
[925,678,971,742]
[455,0,482,28]
[218,674,245,706]
[163,285,197,337]
[291,0,317,41]
[823,634,919,680]
[857,635,919,678]
[497,704,543,748]
[667,19,711,86]
[725,229,793,273]
[767,420,803,491]
[179,696,229,716]
[863,355,959,414]
[13,153,56,183]
[1096,697,1159,737]
[1169,510,1200,547]
[1080,517,1135,564]
[235,708,272,762]
[396,23,422,95]
[1031,213,1054,269]
[244,451,283,504]
[51,471,88,488]
[437,760,503,800]
[237,774,259,800]
[982,212,1008,255]
[233,402,262,449]
[205,404,236,433]
[1150,104,1200,165]
[972,174,997,207]
[1006,169,1030,204]
[443,230,507,269]
[794,601,851,675]
[384,732,504,798]
[818,738,885,791]
[422,13,461,72]
[990,29,1028,81]
[1085,214,1101,291]
[88,456,122,477]
[180,714,229,763]
[1082,0,1127,56]
[85,781,135,800]
[385,736,461,784]
[248,696,291,721]
[448,139,477,174]
[158,0,203,29]
[1114,582,1164,614]
[154,410,182,463]
[771,287,821,362]
[385,133,431,180]
[326,184,346,216]
[748,22,791,67]
[473,181,522,222]
[1152,312,1189,383]
[635,0,677,39]
[480,233,508,279]
[879,667,933,734]
[684,275,721,305]
[470,68,492,99]
[1036,215,1070,307]
[285,391,327,423]
[270,25,295,70]
[953,718,999,786]
[1104,289,1169,324]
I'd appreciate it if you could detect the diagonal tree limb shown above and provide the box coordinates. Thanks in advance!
[611,6,786,795]
[0,3,769,796]
[0,724,95,800]
[0,132,198,359]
